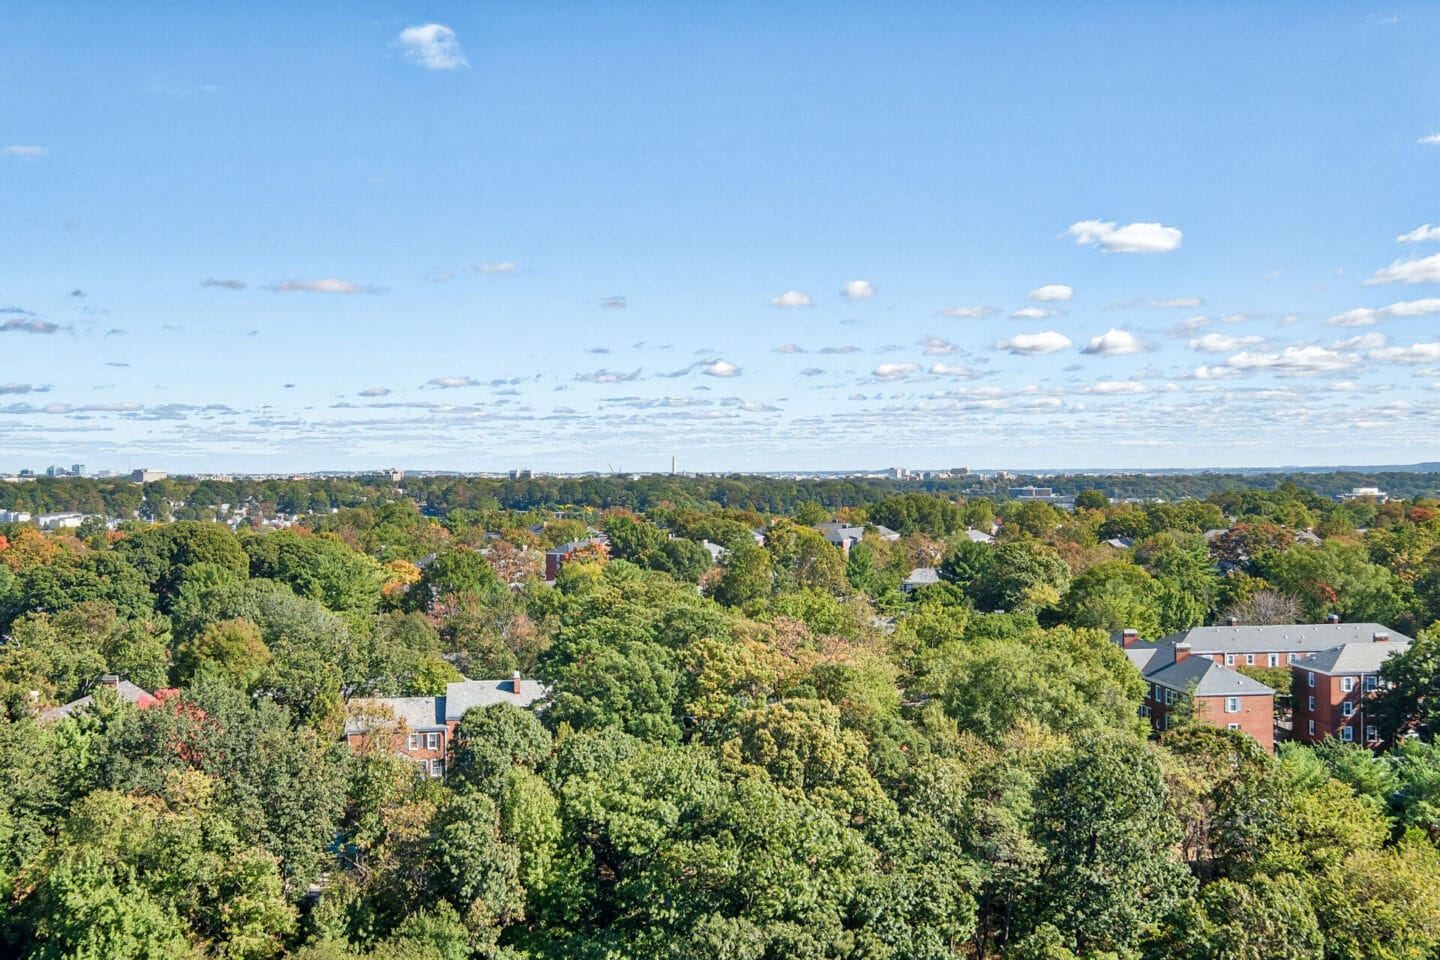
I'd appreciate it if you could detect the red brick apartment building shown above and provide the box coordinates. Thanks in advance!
[1125,642,1275,751]
[1290,630,1411,746]
[344,674,547,777]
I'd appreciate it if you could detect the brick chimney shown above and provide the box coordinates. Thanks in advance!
[1224,616,1239,627]
[100,675,120,690]
[512,670,523,695]
[1327,613,1341,624]
[1373,631,1390,643]
[1121,628,1140,648]
[1174,642,1192,663]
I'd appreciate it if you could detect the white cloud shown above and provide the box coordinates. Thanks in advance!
[873,363,919,381]
[1082,328,1148,355]
[939,306,994,318]
[996,330,1074,355]
[2,145,46,158]
[1086,380,1149,395]
[1370,341,1440,364]
[1029,283,1073,302]
[918,336,957,355]
[1226,345,1361,376]
[1188,333,1264,352]
[359,386,393,397]
[396,24,468,70]
[774,343,804,354]
[1418,133,1440,145]
[427,376,481,388]
[1365,252,1440,285]
[841,280,874,300]
[467,261,517,275]
[1328,298,1440,326]
[1151,297,1204,308]
[702,360,741,377]
[770,290,812,307]
[1185,365,1242,380]
[1011,306,1058,320]
[929,362,977,378]
[1333,332,1389,350]
[1397,224,1440,243]
[273,278,371,294]
[575,368,642,384]
[1068,219,1183,253]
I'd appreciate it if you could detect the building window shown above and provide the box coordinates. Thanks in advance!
[1165,689,1176,705]
[1225,696,1241,714]
[1268,654,1279,667]
[1341,677,1355,693]
[425,732,439,750]
[1139,705,1152,718]
[406,734,420,751]
[1342,702,1355,717]
[1307,720,1316,736]
[1308,672,1315,688]
[1288,653,1298,663]
[1228,722,1241,731]
[1246,654,1255,666]
[430,759,446,778]
[1225,654,1236,665]
[1307,696,1316,711]
[1342,726,1354,742]
[1364,675,1378,692]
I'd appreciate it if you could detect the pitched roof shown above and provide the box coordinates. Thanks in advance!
[443,677,548,721]
[965,528,995,543]
[1123,642,1161,673]
[1296,640,1411,676]
[903,567,941,587]
[1145,655,1274,697]
[1156,622,1412,656]
[42,679,156,721]
[344,696,447,736]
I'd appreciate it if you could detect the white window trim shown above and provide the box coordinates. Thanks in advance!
[1225,696,1241,714]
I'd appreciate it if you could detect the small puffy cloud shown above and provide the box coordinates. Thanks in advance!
[1029,283,1073,302]
[1333,332,1389,350]
[817,345,861,354]
[800,367,825,377]
[1086,380,1149,395]
[358,386,392,397]
[396,23,467,70]
[1068,219,1183,253]
[939,305,994,318]
[1328,298,1440,326]
[1082,329,1148,355]
[1419,133,1440,145]
[1226,345,1361,376]
[272,278,373,294]
[841,280,874,300]
[1366,252,1440,285]
[702,360,741,377]
[1011,306,1058,320]
[1,317,58,334]
[1151,297,1204,308]
[1370,341,1440,364]
[0,383,49,394]
[873,363,919,381]
[1397,224,1440,243]
[1,145,46,157]
[202,277,247,289]
[1189,333,1264,352]
[575,368,642,384]
[1185,364,1243,380]
[774,343,805,354]
[770,290,812,307]
[996,330,1074,355]
[427,376,481,388]
[918,336,957,355]
[929,362,978,378]
[468,261,517,275]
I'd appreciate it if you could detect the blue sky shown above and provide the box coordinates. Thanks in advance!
[4,2,1440,474]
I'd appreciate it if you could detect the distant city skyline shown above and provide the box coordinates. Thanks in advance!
[4,3,1440,473]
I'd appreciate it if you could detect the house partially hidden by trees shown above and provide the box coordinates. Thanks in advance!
[1292,630,1411,746]
[40,674,164,721]
[344,674,546,777]
[543,537,609,579]
[1124,642,1276,750]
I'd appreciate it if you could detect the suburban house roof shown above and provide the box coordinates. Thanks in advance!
[1122,642,1162,673]
[1295,639,1412,676]
[345,696,447,736]
[1145,655,1275,697]
[42,677,157,721]
[443,677,548,721]
[902,567,941,587]
[1155,622,1413,657]
[965,528,995,544]
[546,537,606,556]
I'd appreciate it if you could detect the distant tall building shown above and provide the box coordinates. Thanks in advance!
[46,465,66,477]
[71,464,85,477]
[131,469,168,483]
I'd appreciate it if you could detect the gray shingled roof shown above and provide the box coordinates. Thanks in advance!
[1146,655,1274,697]
[443,678,548,722]
[903,567,941,587]
[42,679,155,721]
[1123,642,1161,673]
[1296,640,1411,676]
[344,696,446,736]
[1157,622,1411,657]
